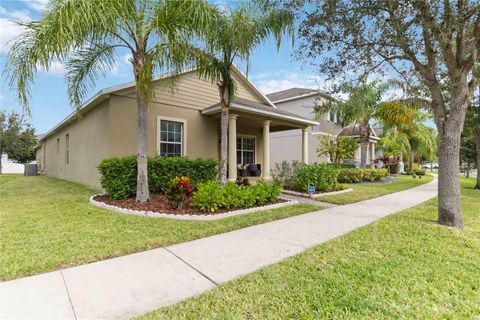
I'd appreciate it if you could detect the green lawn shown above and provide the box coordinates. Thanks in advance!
[0,175,320,281]
[141,177,480,320]
[320,174,434,204]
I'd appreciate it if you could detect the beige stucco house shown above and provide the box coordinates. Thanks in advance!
[267,88,379,167]
[36,68,317,189]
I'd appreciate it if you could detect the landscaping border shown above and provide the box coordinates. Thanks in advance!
[89,194,299,221]
[282,188,353,199]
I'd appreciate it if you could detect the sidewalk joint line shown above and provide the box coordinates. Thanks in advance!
[60,270,78,320]
[163,247,219,287]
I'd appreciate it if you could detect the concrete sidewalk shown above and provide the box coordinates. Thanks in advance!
[1,178,438,320]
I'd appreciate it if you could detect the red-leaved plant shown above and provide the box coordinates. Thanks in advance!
[166,176,193,209]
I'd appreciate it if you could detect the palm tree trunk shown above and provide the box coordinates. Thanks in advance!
[409,151,414,171]
[133,50,150,203]
[359,120,370,168]
[135,92,150,203]
[218,85,229,185]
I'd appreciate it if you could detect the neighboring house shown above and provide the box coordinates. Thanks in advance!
[35,67,317,189]
[267,87,379,167]
[337,123,381,166]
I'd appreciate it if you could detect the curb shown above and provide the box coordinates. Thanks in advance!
[89,195,299,221]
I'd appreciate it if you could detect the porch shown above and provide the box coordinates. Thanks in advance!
[202,98,318,181]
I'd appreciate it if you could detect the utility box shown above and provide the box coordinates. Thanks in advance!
[24,164,37,176]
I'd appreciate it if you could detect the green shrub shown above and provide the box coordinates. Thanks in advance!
[272,160,302,189]
[97,156,217,199]
[294,163,340,192]
[412,163,426,176]
[190,180,223,213]
[192,180,283,213]
[328,163,356,169]
[97,156,137,199]
[337,168,389,184]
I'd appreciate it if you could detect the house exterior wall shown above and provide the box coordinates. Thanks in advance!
[37,70,267,189]
[270,95,344,167]
[38,100,110,188]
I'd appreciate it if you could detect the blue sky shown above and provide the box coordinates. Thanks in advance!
[0,0,329,134]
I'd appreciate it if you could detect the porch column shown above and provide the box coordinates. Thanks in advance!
[370,142,375,164]
[262,120,271,179]
[302,127,309,164]
[228,114,238,181]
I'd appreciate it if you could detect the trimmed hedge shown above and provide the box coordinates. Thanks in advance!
[97,156,217,199]
[191,180,283,213]
[337,168,389,183]
[294,163,340,192]
[328,163,356,169]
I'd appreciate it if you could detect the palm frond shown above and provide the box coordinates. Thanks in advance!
[66,43,118,107]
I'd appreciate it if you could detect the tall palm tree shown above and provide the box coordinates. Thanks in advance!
[5,0,217,203]
[318,77,415,168]
[198,3,294,184]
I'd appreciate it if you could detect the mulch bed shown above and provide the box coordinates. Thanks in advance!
[93,194,285,216]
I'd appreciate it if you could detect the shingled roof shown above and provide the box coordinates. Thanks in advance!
[202,97,318,126]
[266,88,318,102]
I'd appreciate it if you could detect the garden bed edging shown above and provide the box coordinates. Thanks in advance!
[89,194,299,221]
[281,188,353,199]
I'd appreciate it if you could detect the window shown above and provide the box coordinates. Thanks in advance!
[237,136,255,165]
[159,120,183,156]
[65,134,69,164]
[329,111,336,122]
[56,138,60,154]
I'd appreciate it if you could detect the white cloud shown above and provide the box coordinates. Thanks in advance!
[21,0,48,12]
[252,71,319,94]
[122,53,132,64]
[0,7,32,21]
[0,6,31,53]
[37,60,66,76]
[251,70,344,97]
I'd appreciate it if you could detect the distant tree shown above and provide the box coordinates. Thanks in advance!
[460,130,476,178]
[292,0,479,227]
[316,77,415,168]
[317,135,359,164]
[0,110,36,173]
[463,103,480,189]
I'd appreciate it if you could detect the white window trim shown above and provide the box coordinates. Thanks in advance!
[237,134,257,165]
[156,116,187,156]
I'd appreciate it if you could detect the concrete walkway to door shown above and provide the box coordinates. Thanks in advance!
[0,178,438,320]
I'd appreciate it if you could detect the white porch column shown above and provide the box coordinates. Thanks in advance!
[262,120,271,179]
[302,127,309,164]
[370,142,375,164]
[228,114,238,181]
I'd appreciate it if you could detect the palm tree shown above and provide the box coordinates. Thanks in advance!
[5,0,217,203]
[198,3,294,184]
[317,77,415,168]
[380,105,437,171]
